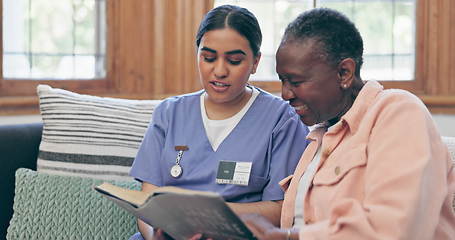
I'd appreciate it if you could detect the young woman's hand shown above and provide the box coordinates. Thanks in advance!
[187,233,212,240]
[240,213,289,240]
[152,228,173,240]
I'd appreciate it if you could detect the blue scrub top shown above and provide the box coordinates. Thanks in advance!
[130,89,309,203]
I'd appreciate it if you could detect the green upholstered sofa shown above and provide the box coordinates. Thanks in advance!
[2,122,455,240]
[1,123,141,240]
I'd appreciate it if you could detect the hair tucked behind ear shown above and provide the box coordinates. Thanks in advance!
[196,5,262,57]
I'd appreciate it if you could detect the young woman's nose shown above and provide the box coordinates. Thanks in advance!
[214,59,228,79]
[281,82,295,101]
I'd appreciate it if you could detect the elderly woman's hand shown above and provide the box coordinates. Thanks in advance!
[187,213,293,240]
[187,233,213,240]
[240,213,289,240]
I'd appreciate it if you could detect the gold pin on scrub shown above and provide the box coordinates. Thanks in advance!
[171,146,189,178]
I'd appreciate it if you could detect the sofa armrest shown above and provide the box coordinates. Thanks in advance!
[0,122,42,239]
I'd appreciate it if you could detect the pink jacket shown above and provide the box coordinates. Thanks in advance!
[280,81,455,239]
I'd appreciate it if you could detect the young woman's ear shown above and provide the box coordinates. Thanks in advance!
[338,58,356,89]
[251,52,262,74]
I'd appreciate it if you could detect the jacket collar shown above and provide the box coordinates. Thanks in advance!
[339,80,383,134]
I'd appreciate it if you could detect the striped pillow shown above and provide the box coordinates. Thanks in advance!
[37,85,161,181]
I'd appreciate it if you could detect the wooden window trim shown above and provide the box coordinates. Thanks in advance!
[1,0,453,115]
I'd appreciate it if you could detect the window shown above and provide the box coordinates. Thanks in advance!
[317,0,415,81]
[0,0,111,102]
[0,0,214,115]
[0,1,453,114]
[215,0,416,82]
[3,0,106,79]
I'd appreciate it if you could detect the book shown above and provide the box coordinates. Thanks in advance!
[94,183,256,240]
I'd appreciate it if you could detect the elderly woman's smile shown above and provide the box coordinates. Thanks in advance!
[276,38,352,126]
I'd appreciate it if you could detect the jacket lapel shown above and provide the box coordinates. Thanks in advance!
[280,127,325,228]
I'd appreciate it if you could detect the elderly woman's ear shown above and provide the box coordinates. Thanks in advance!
[337,58,356,89]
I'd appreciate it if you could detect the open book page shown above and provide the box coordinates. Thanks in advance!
[95,183,148,207]
[94,183,256,240]
[95,183,219,207]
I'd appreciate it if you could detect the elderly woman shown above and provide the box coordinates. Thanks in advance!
[241,8,455,240]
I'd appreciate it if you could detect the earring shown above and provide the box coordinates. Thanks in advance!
[342,84,347,89]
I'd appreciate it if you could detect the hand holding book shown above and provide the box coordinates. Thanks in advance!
[94,183,256,240]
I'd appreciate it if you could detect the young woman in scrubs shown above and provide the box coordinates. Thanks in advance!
[129,5,309,240]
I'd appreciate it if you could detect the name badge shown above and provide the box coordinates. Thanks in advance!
[216,160,252,186]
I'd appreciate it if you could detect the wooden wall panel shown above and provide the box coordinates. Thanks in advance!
[120,0,213,97]
[112,0,155,95]
[159,0,212,96]
[422,0,455,96]
[425,0,440,95]
[450,0,455,94]
[105,0,213,98]
[413,0,427,95]
[416,0,455,112]
[162,0,179,94]
[151,0,166,96]
[436,0,451,95]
